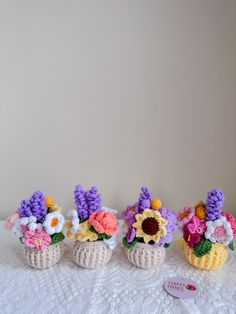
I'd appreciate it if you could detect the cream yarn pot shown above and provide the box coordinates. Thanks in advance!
[24,243,64,269]
[73,241,112,268]
[126,242,165,269]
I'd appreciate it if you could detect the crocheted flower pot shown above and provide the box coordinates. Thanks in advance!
[24,243,64,269]
[184,242,228,270]
[126,243,165,269]
[73,241,113,268]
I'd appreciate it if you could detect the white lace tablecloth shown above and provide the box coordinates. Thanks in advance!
[0,220,236,314]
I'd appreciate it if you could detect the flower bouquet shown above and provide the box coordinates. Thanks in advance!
[178,188,236,270]
[66,185,119,269]
[4,191,65,269]
[122,187,178,269]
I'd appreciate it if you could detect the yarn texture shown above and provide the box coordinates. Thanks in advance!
[73,241,112,268]
[126,242,165,269]
[184,242,227,270]
[24,242,64,269]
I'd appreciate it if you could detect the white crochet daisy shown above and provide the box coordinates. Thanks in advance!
[67,209,80,232]
[43,211,65,235]
[205,216,233,246]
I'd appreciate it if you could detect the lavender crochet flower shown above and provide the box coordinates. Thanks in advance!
[122,204,139,226]
[19,191,47,223]
[155,208,178,247]
[138,187,152,212]
[206,188,224,221]
[86,186,102,216]
[74,185,89,220]
[126,227,136,243]
[159,207,178,232]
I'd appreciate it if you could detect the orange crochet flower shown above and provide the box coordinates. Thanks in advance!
[89,211,119,236]
[45,196,55,208]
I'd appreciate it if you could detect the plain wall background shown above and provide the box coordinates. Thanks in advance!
[0,0,236,219]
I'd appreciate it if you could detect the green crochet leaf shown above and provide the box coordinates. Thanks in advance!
[89,226,111,240]
[193,239,212,257]
[164,243,171,248]
[122,236,138,249]
[51,232,65,245]
[229,240,234,251]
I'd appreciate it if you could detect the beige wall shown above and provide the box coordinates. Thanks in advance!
[0,0,236,219]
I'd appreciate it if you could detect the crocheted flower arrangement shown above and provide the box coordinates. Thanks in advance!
[66,185,119,249]
[5,191,65,251]
[122,187,178,249]
[178,188,236,258]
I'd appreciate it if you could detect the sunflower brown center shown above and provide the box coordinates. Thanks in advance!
[141,217,159,235]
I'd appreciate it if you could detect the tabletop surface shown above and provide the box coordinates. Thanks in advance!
[0,221,236,314]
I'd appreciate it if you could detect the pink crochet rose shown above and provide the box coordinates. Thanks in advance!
[89,211,119,236]
[222,212,236,237]
[4,211,20,230]
[25,229,51,251]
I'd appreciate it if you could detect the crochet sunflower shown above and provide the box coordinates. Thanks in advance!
[132,209,167,243]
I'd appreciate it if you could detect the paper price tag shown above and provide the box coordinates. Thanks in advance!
[164,277,199,299]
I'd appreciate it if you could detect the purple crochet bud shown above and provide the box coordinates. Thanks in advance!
[86,186,102,216]
[206,188,224,221]
[19,191,47,223]
[74,185,89,220]
[126,227,136,243]
[138,187,152,212]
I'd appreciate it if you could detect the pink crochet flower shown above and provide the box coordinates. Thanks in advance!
[222,212,236,237]
[89,211,119,236]
[25,229,51,250]
[178,207,195,224]
[4,211,20,230]
[186,216,206,235]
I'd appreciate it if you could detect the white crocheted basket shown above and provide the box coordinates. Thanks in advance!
[24,243,64,269]
[126,242,165,269]
[73,241,112,269]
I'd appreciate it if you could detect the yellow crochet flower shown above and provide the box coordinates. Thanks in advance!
[45,196,55,208]
[49,203,62,213]
[76,220,98,242]
[66,221,77,239]
[194,201,206,220]
[133,209,167,243]
[151,198,162,210]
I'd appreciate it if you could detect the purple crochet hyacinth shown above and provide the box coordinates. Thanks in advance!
[19,191,47,223]
[74,185,89,220]
[19,199,31,218]
[138,187,152,212]
[206,188,224,221]
[86,186,102,216]
[74,185,102,220]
